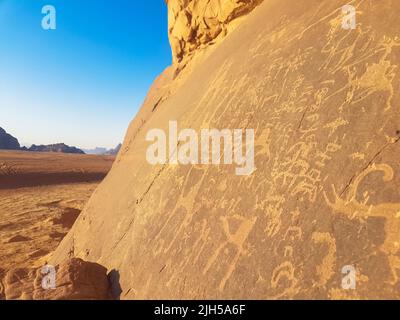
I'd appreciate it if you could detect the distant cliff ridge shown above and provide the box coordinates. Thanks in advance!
[28,143,85,154]
[0,127,21,150]
[104,143,121,156]
[83,144,121,156]
[82,147,108,155]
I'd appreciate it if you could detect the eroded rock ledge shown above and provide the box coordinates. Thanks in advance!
[167,0,263,62]
[0,258,112,300]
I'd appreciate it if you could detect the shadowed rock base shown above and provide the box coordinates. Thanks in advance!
[0,258,112,300]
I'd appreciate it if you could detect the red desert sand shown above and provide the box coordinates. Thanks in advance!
[0,150,114,270]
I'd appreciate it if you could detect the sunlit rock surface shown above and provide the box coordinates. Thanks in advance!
[52,0,400,299]
[167,0,263,62]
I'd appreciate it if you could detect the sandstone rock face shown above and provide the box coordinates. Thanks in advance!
[0,269,6,300]
[0,127,20,150]
[168,0,263,62]
[0,259,111,300]
[53,0,400,299]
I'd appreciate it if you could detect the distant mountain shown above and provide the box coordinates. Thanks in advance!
[1,127,108,155]
[20,142,32,148]
[104,143,121,156]
[83,144,121,156]
[0,127,21,150]
[82,147,108,155]
[28,143,85,154]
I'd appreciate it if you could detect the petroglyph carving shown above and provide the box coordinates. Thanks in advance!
[324,163,400,283]
[270,261,299,299]
[203,215,257,291]
[312,232,337,287]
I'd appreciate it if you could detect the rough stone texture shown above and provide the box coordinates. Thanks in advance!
[53,0,400,299]
[168,0,263,62]
[0,269,5,300]
[0,127,20,150]
[0,258,111,300]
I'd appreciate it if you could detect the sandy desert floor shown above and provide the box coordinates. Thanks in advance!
[0,151,114,270]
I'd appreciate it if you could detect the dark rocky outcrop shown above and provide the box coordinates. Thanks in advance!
[0,127,20,150]
[28,143,85,154]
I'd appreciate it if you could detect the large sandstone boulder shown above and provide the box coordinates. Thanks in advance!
[0,259,112,300]
[52,0,400,299]
[0,127,20,150]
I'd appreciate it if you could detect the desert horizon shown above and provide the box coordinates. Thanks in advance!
[1,0,400,311]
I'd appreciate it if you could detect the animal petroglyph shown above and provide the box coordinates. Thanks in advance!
[203,215,257,292]
[324,163,400,283]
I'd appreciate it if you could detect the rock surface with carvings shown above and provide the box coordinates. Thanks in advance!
[51,0,400,299]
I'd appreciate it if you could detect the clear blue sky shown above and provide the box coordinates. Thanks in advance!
[0,0,171,149]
